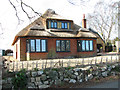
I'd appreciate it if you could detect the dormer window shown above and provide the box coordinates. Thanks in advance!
[54,22,57,28]
[61,22,64,29]
[51,21,54,28]
[47,20,71,29]
[65,22,68,29]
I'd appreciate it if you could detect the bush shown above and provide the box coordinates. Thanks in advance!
[12,69,27,90]
[111,65,120,72]
[47,48,57,59]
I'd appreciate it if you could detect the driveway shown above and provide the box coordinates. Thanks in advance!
[86,80,119,88]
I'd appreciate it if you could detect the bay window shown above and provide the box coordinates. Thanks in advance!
[56,40,70,52]
[27,39,47,52]
[77,40,93,52]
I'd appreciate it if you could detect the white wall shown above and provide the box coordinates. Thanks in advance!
[0,49,2,56]
[118,2,120,39]
[116,41,120,52]
[13,39,20,61]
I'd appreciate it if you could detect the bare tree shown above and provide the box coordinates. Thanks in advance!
[87,1,118,43]
[67,0,90,6]
[8,0,42,24]
[8,0,91,24]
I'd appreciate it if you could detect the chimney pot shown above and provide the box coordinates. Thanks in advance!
[83,14,85,19]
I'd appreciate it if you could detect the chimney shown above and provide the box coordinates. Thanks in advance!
[82,14,86,28]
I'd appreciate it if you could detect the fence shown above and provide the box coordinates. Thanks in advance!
[6,55,120,72]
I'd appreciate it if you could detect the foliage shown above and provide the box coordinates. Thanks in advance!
[5,49,13,55]
[12,69,27,90]
[34,68,39,71]
[111,65,120,72]
[64,66,74,70]
[114,37,120,41]
[47,48,57,59]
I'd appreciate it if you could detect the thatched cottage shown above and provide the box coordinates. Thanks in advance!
[12,9,98,61]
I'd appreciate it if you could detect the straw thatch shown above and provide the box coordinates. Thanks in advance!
[12,9,97,45]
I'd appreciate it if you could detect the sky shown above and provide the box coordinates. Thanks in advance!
[0,0,119,50]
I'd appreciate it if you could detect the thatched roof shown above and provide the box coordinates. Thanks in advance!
[12,9,97,45]
[89,28,105,43]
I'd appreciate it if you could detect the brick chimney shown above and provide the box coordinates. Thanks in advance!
[82,14,86,28]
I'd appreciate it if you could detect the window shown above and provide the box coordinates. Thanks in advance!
[82,40,85,51]
[30,40,35,52]
[66,40,70,51]
[54,22,57,28]
[61,40,65,51]
[47,20,71,29]
[41,40,46,52]
[86,40,89,51]
[69,22,71,29]
[90,40,93,51]
[51,22,54,28]
[62,22,64,29]
[26,40,30,52]
[77,40,93,52]
[77,40,81,52]
[65,22,68,29]
[56,40,60,51]
[28,39,47,52]
[56,40,70,52]
[36,39,40,52]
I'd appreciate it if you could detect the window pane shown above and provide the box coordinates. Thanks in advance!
[26,40,30,52]
[41,40,46,52]
[69,22,71,29]
[82,40,85,51]
[56,40,60,51]
[61,40,65,51]
[30,40,35,52]
[90,40,93,51]
[48,21,51,29]
[36,39,40,52]
[54,22,57,28]
[86,40,89,51]
[51,22,54,28]
[66,40,70,51]
[65,22,67,29]
[77,40,81,52]
[62,22,64,29]
[67,22,69,29]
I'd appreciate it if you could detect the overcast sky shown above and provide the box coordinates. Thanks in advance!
[0,0,118,50]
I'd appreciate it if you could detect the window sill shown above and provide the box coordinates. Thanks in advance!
[56,51,71,52]
[50,29,73,32]
[77,51,94,52]
[26,51,48,53]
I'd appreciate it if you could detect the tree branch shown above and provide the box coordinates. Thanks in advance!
[20,0,42,20]
[8,0,22,24]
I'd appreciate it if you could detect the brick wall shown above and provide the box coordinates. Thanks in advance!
[19,37,97,61]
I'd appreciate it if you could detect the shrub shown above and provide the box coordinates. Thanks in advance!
[12,69,27,90]
[111,65,120,72]
[34,68,39,71]
[47,48,57,59]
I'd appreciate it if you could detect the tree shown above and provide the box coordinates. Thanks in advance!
[67,0,90,6]
[87,1,118,43]
[8,0,42,24]
[0,23,4,39]
[8,0,91,24]
[5,49,13,55]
